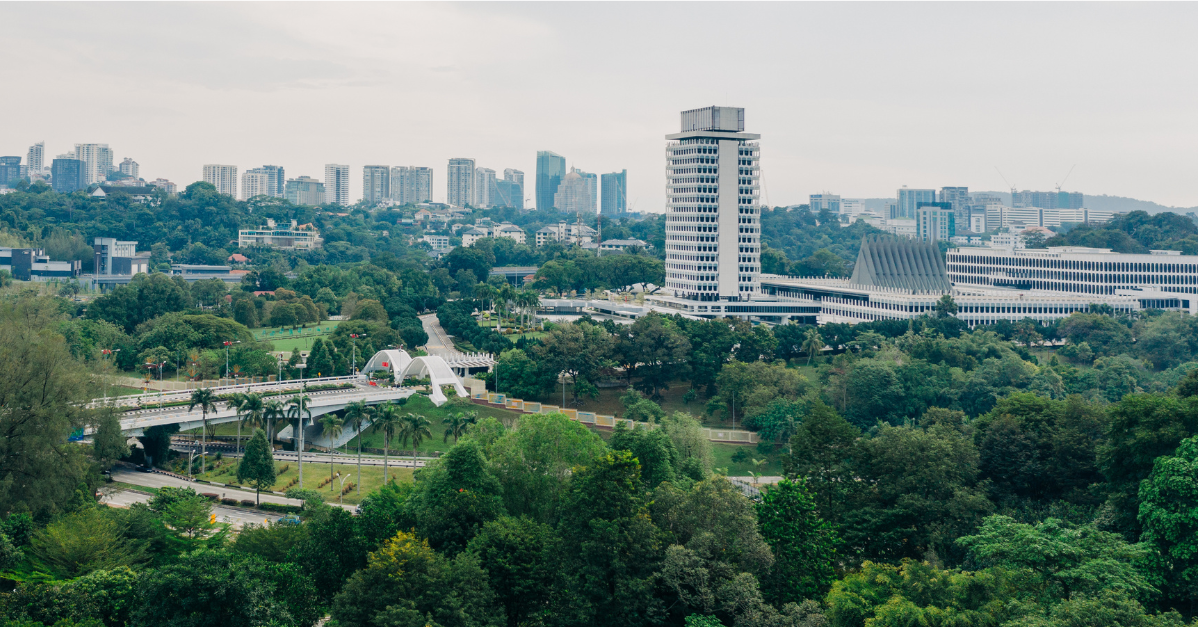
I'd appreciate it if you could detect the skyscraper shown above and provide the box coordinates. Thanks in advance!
[474,167,498,208]
[74,143,114,185]
[118,157,139,180]
[447,158,475,207]
[536,151,566,210]
[939,186,969,229]
[896,186,936,219]
[504,168,524,189]
[916,202,955,243]
[202,164,238,197]
[601,170,627,216]
[553,170,592,214]
[362,165,391,204]
[572,168,598,213]
[51,159,85,193]
[324,164,349,206]
[0,157,21,187]
[26,142,44,175]
[664,105,760,302]
[390,166,434,205]
[499,169,524,210]
[261,165,285,198]
[241,169,271,200]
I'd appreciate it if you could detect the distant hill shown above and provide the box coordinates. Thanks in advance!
[854,193,1198,216]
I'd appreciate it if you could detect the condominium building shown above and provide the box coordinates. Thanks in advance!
[241,169,271,200]
[147,178,177,195]
[324,164,350,206]
[0,157,20,188]
[916,202,955,243]
[504,169,524,190]
[809,193,840,214]
[74,143,114,185]
[462,222,526,247]
[536,151,566,210]
[285,176,325,206]
[447,158,475,207]
[535,222,596,246]
[495,179,523,209]
[574,168,598,213]
[257,165,285,198]
[896,186,935,219]
[553,170,593,214]
[26,142,44,175]
[362,165,390,204]
[239,219,321,250]
[662,105,761,302]
[51,159,85,193]
[939,186,970,227]
[601,170,627,216]
[474,167,497,208]
[390,166,434,205]
[202,164,238,197]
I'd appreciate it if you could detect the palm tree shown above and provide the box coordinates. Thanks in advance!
[518,290,540,330]
[372,403,404,484]
[287,394,312,486]
[319,413,344,488]
[402,413,433,469]
[262,399,286,445]
[187,388,218,475]
[442,410,478,444]
[474,283,497,315]
[802,328,825,366]
[343,400,373,496]
[229,392,264,455]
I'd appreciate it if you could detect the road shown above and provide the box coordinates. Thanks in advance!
[102,487,285,528]
[420,313,458,355]
[171,443,431,468]
[109,468,355,511]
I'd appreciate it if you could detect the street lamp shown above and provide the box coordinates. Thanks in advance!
[223,340,241,381]
[144,361,166,405]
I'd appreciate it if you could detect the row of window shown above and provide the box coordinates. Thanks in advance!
[948,254,1198,273]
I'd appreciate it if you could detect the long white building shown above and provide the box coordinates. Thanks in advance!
[947,245,1198,296]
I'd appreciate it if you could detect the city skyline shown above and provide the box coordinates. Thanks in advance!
[5,4,1198,210]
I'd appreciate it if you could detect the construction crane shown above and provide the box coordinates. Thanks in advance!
[1056,164,1076,194]
[994,167,1017,203]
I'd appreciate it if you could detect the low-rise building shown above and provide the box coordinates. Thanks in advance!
[536,222,597,246]
[422,235,451,251]
[462,222,526,246]
[582,238,649,253]
[0,248,80,281]
[238,219,321,250]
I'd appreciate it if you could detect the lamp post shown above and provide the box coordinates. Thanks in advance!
[223,340,241,381]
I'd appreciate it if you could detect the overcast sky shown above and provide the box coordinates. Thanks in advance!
[4,2,1198,210]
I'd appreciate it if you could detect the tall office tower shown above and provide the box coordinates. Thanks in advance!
[809,193,841,214]
[324,164,349,206]
[0,157,21,187]
[536,151,566,210]
[504,168,524,189]
[665,106,760,302]
[473,167,497,208]
[241,169,271,200]
[74,143,114,185]
[601,170,627,216]
[938,186,969,227]
[553,170,593,214]
[895,186,936,219]
[447,158,475,207]
[571,169,597,213]
[261,165,285,197]
[26,142,44,175]
[362,165,391,204]
[51,159,85,193]
[118,157,139,180]
[495,179,523,209]
[202,164,238,197]
[285,176,326,206]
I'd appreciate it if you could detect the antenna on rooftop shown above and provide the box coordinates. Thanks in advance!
[1056,164,1076,193]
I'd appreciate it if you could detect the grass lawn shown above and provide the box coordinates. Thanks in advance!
[112,481,159,496]
[523,380,705,419]
[110,386,147,397]
[192,459,413,505]
[255,321,341,353]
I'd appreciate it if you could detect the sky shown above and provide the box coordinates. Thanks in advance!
[4,2,1198,211]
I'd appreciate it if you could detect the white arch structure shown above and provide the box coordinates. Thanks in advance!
[361,349,468,406]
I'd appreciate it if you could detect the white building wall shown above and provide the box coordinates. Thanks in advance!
[324,164,350,206]
[202,164,238,197]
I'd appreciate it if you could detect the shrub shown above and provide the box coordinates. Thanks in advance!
[240,500,256,507]
[200,493,219,501]
[258,502,303,514]
[221,498,239,506]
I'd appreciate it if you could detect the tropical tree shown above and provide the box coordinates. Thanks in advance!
[237,429,277,505]
[402,413,433,467]
[802,328,825,366]
[320,413,344,488]
[188,388,218,474]
[372,402,404,483]
[443,410,478,444]
[262,399,286,444]
[343,400,374,496]
[287,394,312,485]
[233,393,265,455]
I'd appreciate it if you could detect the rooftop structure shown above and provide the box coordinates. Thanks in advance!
[238,219,321,250]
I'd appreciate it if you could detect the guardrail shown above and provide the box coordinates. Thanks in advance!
[473,392,758,444]
[95,375,364,408]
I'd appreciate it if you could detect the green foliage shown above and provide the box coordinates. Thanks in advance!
[756,477,839,605]
[488,412,606,523]
[609,423,679,488]
[1137,435,1198,608]
[28,508,148,579]
[466,516,558,627]
[408,439,505,554]
[236,429,276,504]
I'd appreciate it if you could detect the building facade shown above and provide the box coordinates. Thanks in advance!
[447,158,475,207]
[74,144,113,186]
[241,169,271,200]
[0,157,20,187]
[553,170,593,214]
[202,164,238,197]
[362,165,391,204]
[939,186,969,227]
[324,164,350,206]
[118,157,139,180]
[896,187,936,219]
[916,202,956,243]
[474,167,497,208]
[390,166,434,205]
[946,246,1198,296]
[809,193,841,214]
[601,170,627,216]
[535,222,596,246]
[26,142,44,176]
[239,219,321,250]
[495,179,522,209]
[51,159,85,193]
[663,105,761,302]
[285,176,325,206]
[573,169,598,213]
[536,151,566,210]
[260,165,285,197]
[93,238,141,276]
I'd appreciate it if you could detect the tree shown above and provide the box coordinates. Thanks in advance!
[187,388,218,474]
[534,321,613,404]
[1138,435,1198,607]
[609,422,679,488]
[262,399,286,445]
[232,392,264,455]
[488,412,607,522]
[784,400,862,522]
[372,402,403,483]
[466,516,559,627]
[401,413,433,468]
[320,413,344,488]
[934,294,958,318]
[161,492,229,553]
[287,394,312,485]
[801,328,825,366]
[28,508,148,578]
[237,429,277,505]
[756,477,839,605]
[409,440,505,554]
[613,313,691,398]
[343,400,373,496]
[443,410,478,444]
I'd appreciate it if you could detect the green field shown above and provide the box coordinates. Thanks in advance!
[192,458,413,506]
[255,321,341,353]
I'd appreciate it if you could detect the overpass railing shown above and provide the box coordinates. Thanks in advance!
[94,375,364,408]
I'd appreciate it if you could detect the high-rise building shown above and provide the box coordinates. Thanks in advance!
[536,151,566,210]
[809,193,841,214]
[362,165,390,204]
[939,186,969,228]
[601,170,627,216]
[896,186,936,219]
[553,170,593,214]
[664,106,761,302]
[324,164,349,206]
[118,157,139,180]
[389,166,434,205]
[572,168,598,213]
[74,143,114,186]
[447,158,475,207]
[202,164,238,197]
[474,167,498,208]
[285,176,325,206]
[495,179,523,209]
[0,157,21,187]
[916,202,955,243]
[51,159,85,193]
[26,142,44,175]
[260,165,285,198]
[1059,191,1084,210]
[241,169,271,200]
[504,168,524,189]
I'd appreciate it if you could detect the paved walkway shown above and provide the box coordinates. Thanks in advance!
[102,487,286,528]
[420,313,459,356]
[110,468,354,511]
